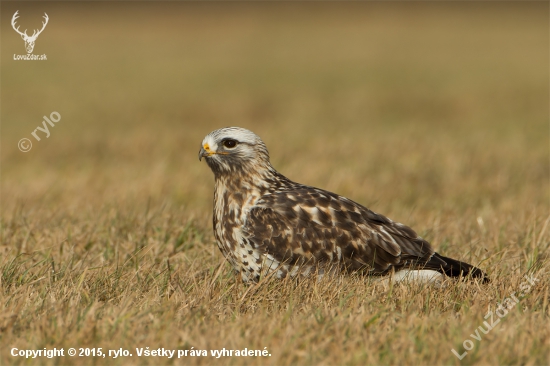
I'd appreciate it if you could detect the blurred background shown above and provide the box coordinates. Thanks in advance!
[1,1,548,224]
[2,5,548,363]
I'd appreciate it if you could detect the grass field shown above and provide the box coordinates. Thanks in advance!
[1,2,549,365]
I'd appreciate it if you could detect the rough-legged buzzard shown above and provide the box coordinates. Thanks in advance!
[199,127,489,285]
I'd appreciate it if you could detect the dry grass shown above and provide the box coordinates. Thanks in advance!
[1,2,549,365]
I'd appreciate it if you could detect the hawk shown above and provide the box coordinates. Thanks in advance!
[199,127,489,284]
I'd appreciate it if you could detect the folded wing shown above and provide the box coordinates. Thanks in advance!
[242,187,439,275]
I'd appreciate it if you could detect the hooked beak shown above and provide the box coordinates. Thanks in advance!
[198,147,207,161]
[199,143,229,161]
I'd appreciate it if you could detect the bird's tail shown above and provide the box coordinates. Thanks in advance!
[426,252,490,283]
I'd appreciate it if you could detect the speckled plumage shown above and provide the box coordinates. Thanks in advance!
[199,127,489,284]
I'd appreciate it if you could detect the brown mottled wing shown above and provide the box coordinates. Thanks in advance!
[242,187,437,274]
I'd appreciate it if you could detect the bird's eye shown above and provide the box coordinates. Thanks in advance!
[223,139,238,148]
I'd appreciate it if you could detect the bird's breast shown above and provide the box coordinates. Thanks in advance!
[212,179,269,282]
[213,179,263,249]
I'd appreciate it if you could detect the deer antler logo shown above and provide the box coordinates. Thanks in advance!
[11,10,49,54]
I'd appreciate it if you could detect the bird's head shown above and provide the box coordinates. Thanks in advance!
[199,127,271,175]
